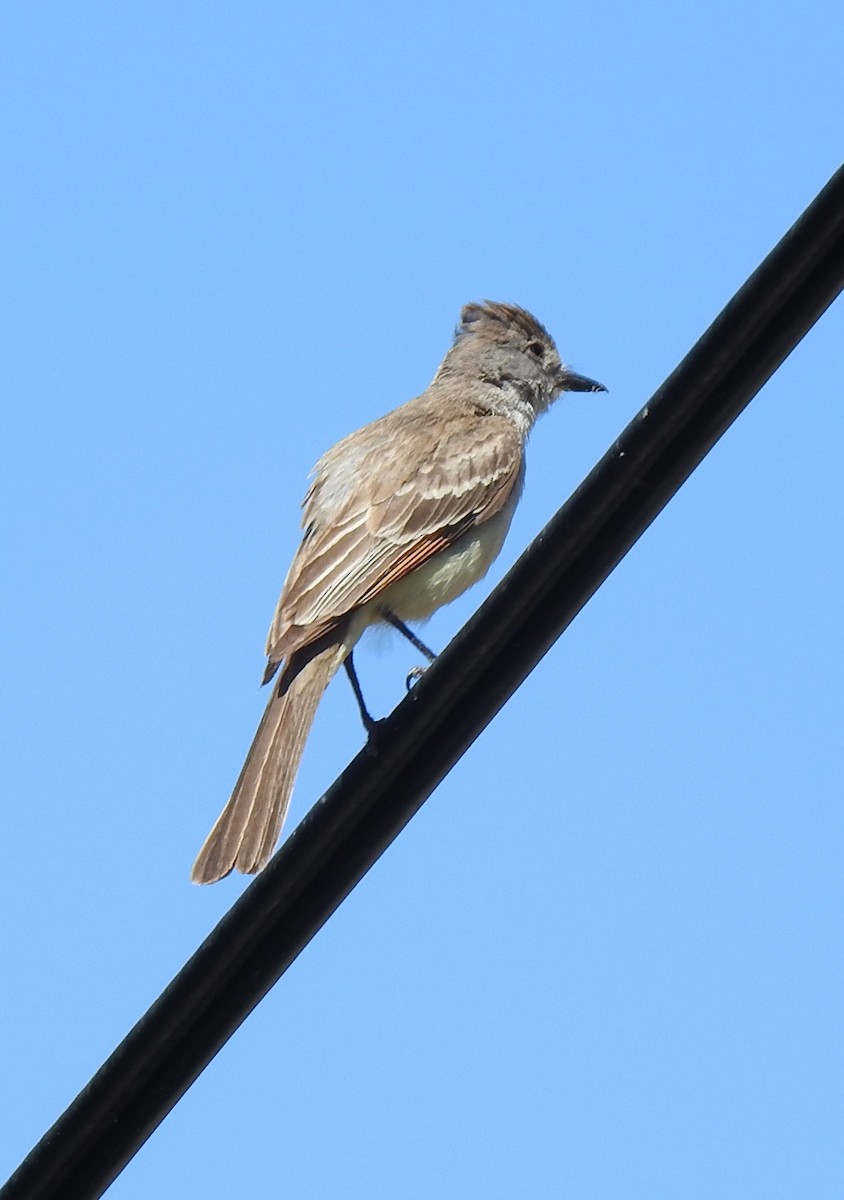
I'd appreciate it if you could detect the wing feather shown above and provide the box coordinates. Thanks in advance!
[265,400,522,665]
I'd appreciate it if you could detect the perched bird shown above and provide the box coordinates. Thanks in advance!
[191,301,605,883]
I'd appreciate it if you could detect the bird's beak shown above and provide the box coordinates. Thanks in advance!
[558,367,606,393]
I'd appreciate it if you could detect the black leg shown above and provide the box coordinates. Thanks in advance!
[379,608,437,662]
[344,652,378,736]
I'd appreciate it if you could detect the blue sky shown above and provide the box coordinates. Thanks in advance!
[2,3,842,1197]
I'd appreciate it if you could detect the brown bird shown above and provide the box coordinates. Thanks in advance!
[191,301,605,883]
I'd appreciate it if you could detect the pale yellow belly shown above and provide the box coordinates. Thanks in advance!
[367,501,516,625]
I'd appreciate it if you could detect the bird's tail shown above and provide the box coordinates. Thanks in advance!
[191,640,347,884]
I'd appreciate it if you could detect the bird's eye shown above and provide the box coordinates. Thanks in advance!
[526,340,544,358]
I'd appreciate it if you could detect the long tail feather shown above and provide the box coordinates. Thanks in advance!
[191,640,347,884]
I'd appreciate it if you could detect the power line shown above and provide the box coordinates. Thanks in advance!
[4,162,844,1200]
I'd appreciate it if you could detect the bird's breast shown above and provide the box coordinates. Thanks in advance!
[373,501,517,624]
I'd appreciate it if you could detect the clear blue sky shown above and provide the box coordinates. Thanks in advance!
[2,4,842,1197]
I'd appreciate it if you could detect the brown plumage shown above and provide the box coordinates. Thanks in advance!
[263,405,522,675]
[191,301,604,883]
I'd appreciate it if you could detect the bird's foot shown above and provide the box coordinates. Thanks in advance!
[405,665,429,691]
[364,715,389,756]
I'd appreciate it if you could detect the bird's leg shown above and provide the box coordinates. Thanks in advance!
[343,652,382,745]
[378,608,439,693]
[379,608,438,662]
[343,652,377,733]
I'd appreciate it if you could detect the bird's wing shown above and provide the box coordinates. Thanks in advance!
[264,404,522,665]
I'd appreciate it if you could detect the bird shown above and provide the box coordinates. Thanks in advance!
[191,301,605,883]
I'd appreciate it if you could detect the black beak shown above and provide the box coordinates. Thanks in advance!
[559,368,606,393]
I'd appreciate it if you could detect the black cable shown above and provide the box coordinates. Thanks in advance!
[4,163,844,1200]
